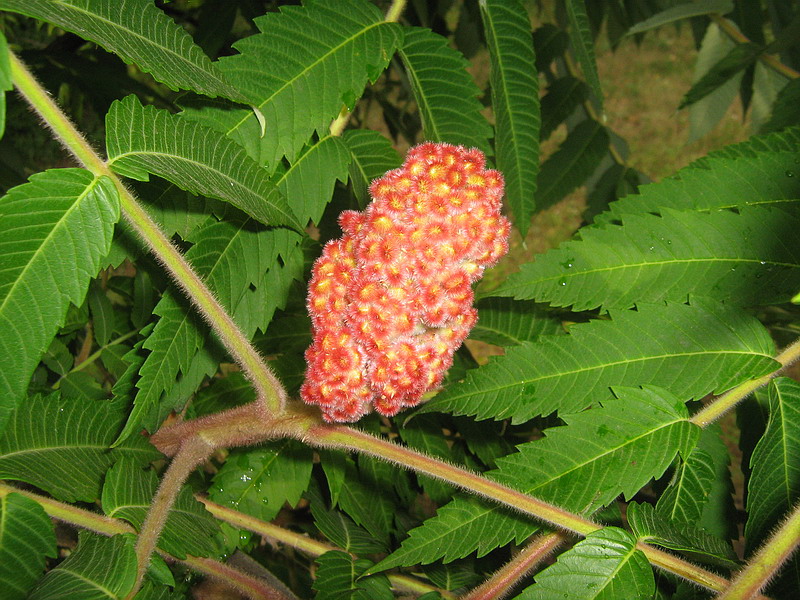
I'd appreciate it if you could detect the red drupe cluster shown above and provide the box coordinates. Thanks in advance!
[301,142,510,422]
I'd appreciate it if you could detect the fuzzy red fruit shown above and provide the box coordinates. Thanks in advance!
[301,142,510,422]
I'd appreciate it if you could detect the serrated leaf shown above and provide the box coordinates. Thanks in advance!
[627,0,734,35]
[744,377,800,551]
[307,481,387,554]
[480,0,539,236]
[595,147,800,225]
[540,76,589,141]
[494,386,698,511]
[421,300,777,423]
[0,169,119,433]
[335,455,394,542]
[208,440,312,523]
[533,23,569,72]
[492,205,800,310]
[471,298,563,346]
[399,27,492,153]
[565,0,603,111]
[105,95,301,230]
[657,424,736,540]
[515,527,654,599]
[370,493,536,572]
[536,119,608,211]
[0,391,161,503]
[342,129,401,208]
[87,280,114,347]
[398,415,456,504]
[0,0,243,102]
[313,551,393,600]
[377,385,700,573]
[627,502,738,570]
[118,220,302,442]
[186,0,402,168]
[102,458,220,559]
[28,531,136,600]
[274,134,350,225]
[0,492,56,600]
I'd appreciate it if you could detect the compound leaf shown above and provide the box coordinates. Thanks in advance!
[342,129,401,208]
[565,0,603,110]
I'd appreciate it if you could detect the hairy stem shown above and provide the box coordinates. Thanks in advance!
[691,336,800,428]
[9,51,287,416]
[128,436,214,599]
[304,422,746,594]
[717,500,800,600]
[460,532,567,600]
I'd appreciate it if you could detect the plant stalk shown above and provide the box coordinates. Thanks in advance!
[460,532,567,600]
[691,336,800,428]
[128,435,214,599]
[716,500,800,600]
[8,51,287,416]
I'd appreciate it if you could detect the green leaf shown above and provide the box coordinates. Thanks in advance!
[0,0,244,102]
[627,0,734,35]
[532,24,569,72]
[744,377,800,551]
[105,95,301,230]
[515,527,654,599]
[565,0,603,111]
[491,205,800,310]
[762,79,800,133]
[536,119,608,211]
[0,492,57,600]
[540,76,589,141]
[480,0,539,236]
[680,42,762,110]
[187,0,402,168]
[471,298,563,346]
[118,219,302,442]
[307,481,388,554]
[398,27,492,153]
[398,415,457,504]
[334,455,394,543]
[0,169,119,433]
[421,300,777,423]
[370,493,534,571]
[494,386,698,510]
[0,394,161,503]
[313,551,393,600]
[656,424,736,540]
[102,459,220,559]
[274,134,351,225]
[594,148,800,225]
[342,130,401,208]
[28,531,136,600]
[87,280,115,347]
[208,440,313,523]
[627,502,738,570]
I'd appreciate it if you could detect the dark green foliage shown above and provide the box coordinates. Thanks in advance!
[1,1,799,599]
